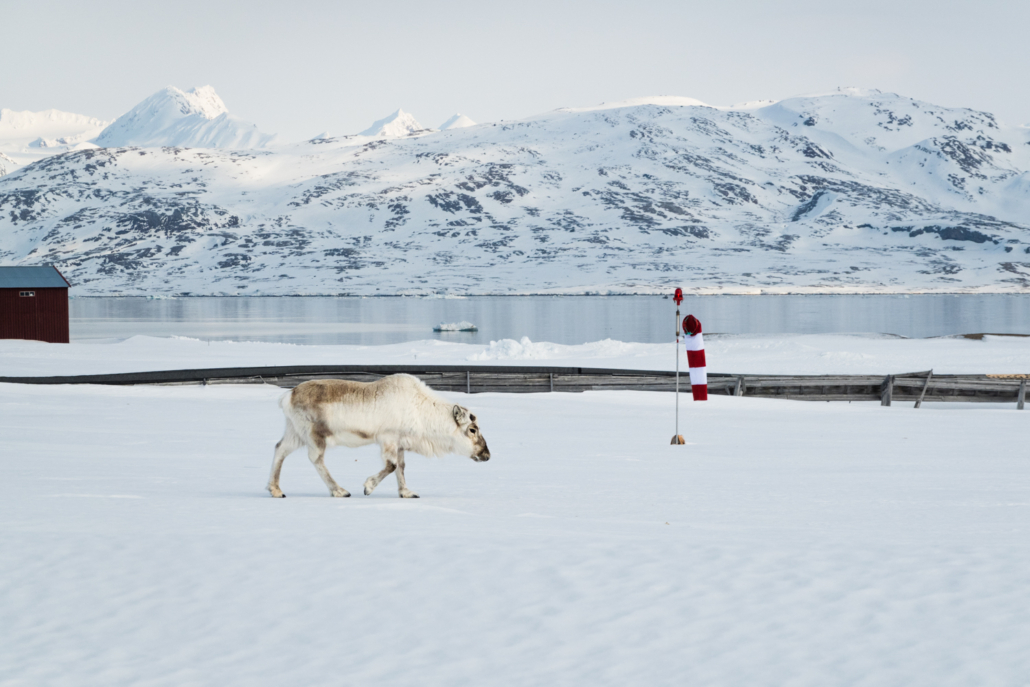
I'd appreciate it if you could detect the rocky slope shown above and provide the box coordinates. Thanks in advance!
[1,88,1029,295]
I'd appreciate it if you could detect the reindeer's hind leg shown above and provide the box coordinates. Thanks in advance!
[267,424,302,498]
[308,438,350,497]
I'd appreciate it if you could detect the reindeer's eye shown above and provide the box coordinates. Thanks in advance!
[469,427,477,434]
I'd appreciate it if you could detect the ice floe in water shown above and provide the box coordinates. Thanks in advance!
[434,321,478,332]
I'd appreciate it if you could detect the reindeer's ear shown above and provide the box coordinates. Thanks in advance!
[453,405,470,426]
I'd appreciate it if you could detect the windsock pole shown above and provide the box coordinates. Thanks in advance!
[672,288,685,445]
[675,304,680,434]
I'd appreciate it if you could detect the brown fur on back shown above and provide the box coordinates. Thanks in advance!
[290,379,376,410]
[290,380,378,447]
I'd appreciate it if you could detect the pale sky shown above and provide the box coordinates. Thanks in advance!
[3,0,1027,142]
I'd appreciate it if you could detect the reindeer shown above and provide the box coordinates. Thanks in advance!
[267,374,490,498]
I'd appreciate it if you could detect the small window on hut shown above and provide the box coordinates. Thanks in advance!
[20,291,36,297]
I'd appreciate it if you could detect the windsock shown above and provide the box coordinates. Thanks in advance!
[683,315,707,401]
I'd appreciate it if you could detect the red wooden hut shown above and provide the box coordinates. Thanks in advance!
[0,266,71,343]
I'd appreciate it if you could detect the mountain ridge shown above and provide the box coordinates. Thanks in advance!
[0,108,110,172]
[2,89,1028,295]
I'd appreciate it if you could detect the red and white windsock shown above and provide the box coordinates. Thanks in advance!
[683,315,707,401]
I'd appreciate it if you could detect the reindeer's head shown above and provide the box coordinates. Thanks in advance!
[452,405,490,461]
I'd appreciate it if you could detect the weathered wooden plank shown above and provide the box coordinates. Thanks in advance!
[744,377,885,387]
[909,394,1025,403]
[914,370,933,409]
[892,377,1018,388]
[758,394,881,402]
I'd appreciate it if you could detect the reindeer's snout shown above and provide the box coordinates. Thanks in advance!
[473,440,490,462]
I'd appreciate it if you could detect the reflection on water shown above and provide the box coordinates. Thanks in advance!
[69,295,1030,346]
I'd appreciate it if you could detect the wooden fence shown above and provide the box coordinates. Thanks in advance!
[1,365,1025,407]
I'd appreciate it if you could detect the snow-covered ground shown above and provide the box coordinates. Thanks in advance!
[2,337,1028,685]
[2,381,1028,685]
[2,332,1029,377]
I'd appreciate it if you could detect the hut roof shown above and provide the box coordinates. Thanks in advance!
[0,266,71,288]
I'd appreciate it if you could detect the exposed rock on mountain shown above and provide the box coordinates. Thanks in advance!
[2,88,1029,295]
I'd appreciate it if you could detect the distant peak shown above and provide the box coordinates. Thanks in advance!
[93,84,272,149]
[153,85,228,120]
[359,109,426,137]
[184,85,228,118]
[439,113,476,130]
[0,108,109,131]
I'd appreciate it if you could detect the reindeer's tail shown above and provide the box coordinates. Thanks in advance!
[278,389,293,412]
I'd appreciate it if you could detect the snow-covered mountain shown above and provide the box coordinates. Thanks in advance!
[439,113,476,130]
[2,88,1029,295]
[358,109,427,137]
[0,152,17,177]
[94,86,276,149]
[0,108,110,172]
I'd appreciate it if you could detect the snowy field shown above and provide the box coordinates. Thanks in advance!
[2,336,1029,685]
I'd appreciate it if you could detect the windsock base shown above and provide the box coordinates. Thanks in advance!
[671,434,686,445]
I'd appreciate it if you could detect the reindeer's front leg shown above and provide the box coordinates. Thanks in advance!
[394,449,418,499]
[364,444,397,496]
[360,442,395,496]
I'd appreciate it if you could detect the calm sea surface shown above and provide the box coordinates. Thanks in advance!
[68,295,1030,346]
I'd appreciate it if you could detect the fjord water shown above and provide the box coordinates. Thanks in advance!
[69,295,1030,345]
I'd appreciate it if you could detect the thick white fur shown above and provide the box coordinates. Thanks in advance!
[267,374,488,499]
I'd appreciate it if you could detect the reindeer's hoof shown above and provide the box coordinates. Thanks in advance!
[400,491,419,499]
[268,488,285,498]
[363,479,376,496]
[331,488,351,498]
